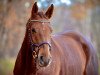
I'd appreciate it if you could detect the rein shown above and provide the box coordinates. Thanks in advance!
[28,19,51,61]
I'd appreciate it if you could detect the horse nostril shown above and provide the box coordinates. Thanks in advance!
[40,56,44,62]
[39,56,51,67]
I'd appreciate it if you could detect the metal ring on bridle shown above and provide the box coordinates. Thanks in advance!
[32,42,51,59]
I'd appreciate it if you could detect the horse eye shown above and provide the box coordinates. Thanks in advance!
[32,28,36,33]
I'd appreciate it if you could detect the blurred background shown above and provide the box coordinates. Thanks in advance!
[0,0,100,75]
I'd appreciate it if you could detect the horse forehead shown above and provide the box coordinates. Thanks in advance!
[31,23,47,30]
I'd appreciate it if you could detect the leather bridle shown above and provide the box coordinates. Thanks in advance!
[28,19,51,60]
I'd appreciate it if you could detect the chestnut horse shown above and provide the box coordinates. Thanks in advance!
[13,2,98,75]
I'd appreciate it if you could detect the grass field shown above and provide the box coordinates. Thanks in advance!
[0,58,100,75]
[0,58,15,75]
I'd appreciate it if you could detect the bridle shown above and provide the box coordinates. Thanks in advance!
[28,19,51,60]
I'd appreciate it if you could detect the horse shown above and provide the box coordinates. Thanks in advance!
[13,2,98,75]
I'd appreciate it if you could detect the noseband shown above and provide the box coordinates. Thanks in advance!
[28,19,51,60]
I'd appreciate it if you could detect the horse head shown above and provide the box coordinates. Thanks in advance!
[27,2,54,67]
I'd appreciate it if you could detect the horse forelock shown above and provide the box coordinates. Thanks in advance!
[38,12,47,19]
[31,11,48,20]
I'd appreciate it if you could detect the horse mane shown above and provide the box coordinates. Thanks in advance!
[13,22,37,75]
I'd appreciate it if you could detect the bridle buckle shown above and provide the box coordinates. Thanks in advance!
[32,51,38,59]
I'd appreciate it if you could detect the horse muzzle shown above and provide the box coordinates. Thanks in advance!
[38,55,52,67]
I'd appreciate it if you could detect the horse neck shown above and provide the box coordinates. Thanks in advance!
[21,29,37,75]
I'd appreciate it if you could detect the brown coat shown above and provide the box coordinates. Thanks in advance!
[13,31,98,75]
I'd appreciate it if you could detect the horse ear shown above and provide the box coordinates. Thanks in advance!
[31,2,38,16]
[45,4,54,19]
